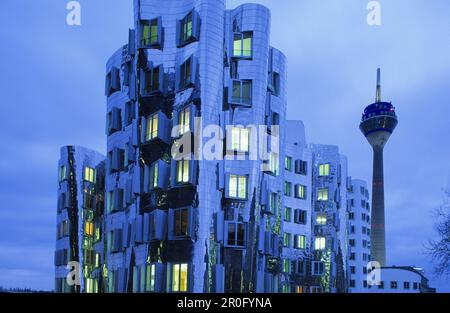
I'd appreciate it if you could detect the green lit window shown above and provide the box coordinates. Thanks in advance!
[317,188,328,201]
[284,207,292,222]
[230,127,249,152]
[282,259,290,273]
[285,157,292,171]
[233,32,252,58]
[59,165,67,182]
[146,113,158,141]
[316,213,327,225]
[319,163,330,176]
[232,80,252,105]
[142,18,159,46]
[295,184,307,199]
[150,162,159,189]
[172,263,188,292]
[176,160,190,183]
[314,237,326,250]
[269,152,279,176]
[178,107,190,135]
[145,264,156,292]
[283,232,291,248]
[229,175,247,199]
[181,13,193,43]
[295,235,306,249]
[84,167,95,183]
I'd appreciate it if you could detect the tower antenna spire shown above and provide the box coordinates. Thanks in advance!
[376,68,381,102]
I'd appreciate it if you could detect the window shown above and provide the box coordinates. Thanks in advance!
[59,165,67,182]
[145,113,158,141]
[349,239,355,247]
[295,209,307,224]
[378,281,384,289]
[283,232,291,248]
[150,162,159,189]
[319,163,330,176]
[314,237,326,250]
[350,280,355,288]
[229,175,247,199]
[350,266,356,274]
[176,160,190,183]
[233,32,252,58]
[282,259,290,273]
[285,156,292,171]
[226,222,246,247]
[295,184,307,199]
[143,66,161,94]
[124,101,135,126]
[85,221,94,236]
[230,127,249,152]
[145,264,156,292]
[404,282,410,289]
[179,57,192,89]
[350,252,355,260]
[284,182,292,197]
[350,225,355,233]
[172,263,188,292]
[360,186,365,195]
[284,207,292,222]
[269,72,280,96]
[231,80,252,106]
[316,213,327,225]
[413,282,418,290]
[317,188,328,201]
[178,106,190,135]
[141,18,160,47]
[84,167,95,183]
[391,281,398,289]
[295,235,306,249]
[174,208,189,237]
[349,212,355,220]
[312,261,324,275]
[269,192,278,213]
[295,160,307,175]
[181,13,193,43]
[269,152,279,176]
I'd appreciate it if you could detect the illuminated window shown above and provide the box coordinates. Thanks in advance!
[295,184,307,199]
[84,167,95,183]
[231,80,252,105]
[284,207,292,222]
[269,152,279,176]
[146,113,158,141]
[317,188,328,201]
[150,162,159,189]
[230,127,249,152]
[176,160,190,183]
[174,208,189,237]
[314,237,326,250]
[178,107,190,135]
[316,214,327,225]
[145,264,156,292]
[295,235,306,249]
[228,175,247,199]
[180,13,193,43]
[143,66,160,94]
[141,18,159,46]
[233,32,252,58]
[282,259,290,273]
[283,232,291,248]
[59,165,67,182]
[172,263,188,292]
[285,157,292,171]
[95,253,100,268]
[319,163,330,176]
[85,221,94,236]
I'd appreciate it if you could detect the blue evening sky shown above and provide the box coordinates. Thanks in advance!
[0,0,449,291]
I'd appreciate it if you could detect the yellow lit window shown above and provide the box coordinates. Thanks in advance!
[314,237,326,250]
[296,184,306,199]
[319,163,330,176]
[85,221,94,236]
[176,160,190,183]
[316,214,327,225]
[178,107,190,135]
[229,175,247,199]
[84,167,95,183]
[146,113,158,141]
[172,263,188,292]
[296,235,306,249]
[317,188,328,201]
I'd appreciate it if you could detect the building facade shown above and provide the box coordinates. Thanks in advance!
[347,179,371,293]
[55,146,105,293]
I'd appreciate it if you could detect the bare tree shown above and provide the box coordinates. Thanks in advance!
[426,188,450,277]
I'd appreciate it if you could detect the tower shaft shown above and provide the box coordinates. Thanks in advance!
[371,146,386,266]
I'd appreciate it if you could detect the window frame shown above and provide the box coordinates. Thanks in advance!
[232,31,253,59]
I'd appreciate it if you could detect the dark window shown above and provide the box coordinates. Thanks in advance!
[143,66,161,94]
[179,58,193,89]
[284,182,292,197]
[174,208,189,237]
[295,160,307,175]
[404,282,410,289]
[226,222,246,247]
[391,281,398,289]
[231,80,252,106]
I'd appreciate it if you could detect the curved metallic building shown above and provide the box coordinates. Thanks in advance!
[360,69,398,266]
